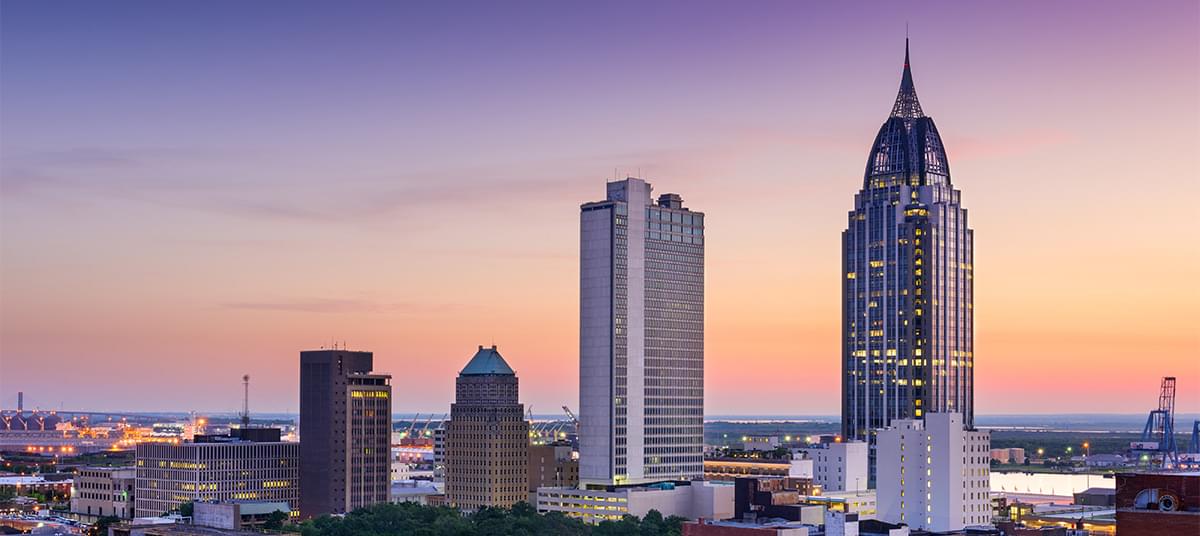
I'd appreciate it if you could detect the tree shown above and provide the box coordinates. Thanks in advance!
[263,510,288,531]
[89,516,120,536]
[178,501,194,517]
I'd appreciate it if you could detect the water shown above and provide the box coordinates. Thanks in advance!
[991,471,1115,497]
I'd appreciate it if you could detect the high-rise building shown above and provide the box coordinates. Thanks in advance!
[299,349,392,517]
[875,412,991,532]
[444,345,529,510]
[579,178,705,486]
[841,40,974,445]
[134,429,298,518]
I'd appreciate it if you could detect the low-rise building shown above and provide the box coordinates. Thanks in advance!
[389,480,441,505]
[70,466,135,521]
[705,457,813,481]
[683,518,815,535]
[536,481,733,524]
[1115,471,1200,536]
[732,477,821,523]
[990,448,1026,465]
[794,441,868,492]
[192,501,290,531]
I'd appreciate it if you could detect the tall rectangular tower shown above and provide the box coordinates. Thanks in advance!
[842,41,974,453]
[444,345,529,510]
[299,349,392,517]
[579,177,705,486]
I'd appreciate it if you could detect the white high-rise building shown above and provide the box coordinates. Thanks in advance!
[795,441,869,492]
[579,177,705,486]
[876,412,990,532]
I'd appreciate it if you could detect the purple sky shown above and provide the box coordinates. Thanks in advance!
[2,1,1198,415]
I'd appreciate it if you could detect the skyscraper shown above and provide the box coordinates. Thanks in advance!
[579,177,705,486]
[299,349,392,517]
[842,41,974,444]
[444,345,529,510]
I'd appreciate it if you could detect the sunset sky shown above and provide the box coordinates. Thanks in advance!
[2,1,1198,416]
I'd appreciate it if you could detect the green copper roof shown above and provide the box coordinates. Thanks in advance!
[460,345,515,376]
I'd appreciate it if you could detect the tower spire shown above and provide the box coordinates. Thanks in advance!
[891,38,924,119]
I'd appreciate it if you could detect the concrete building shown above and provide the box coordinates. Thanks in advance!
[70,466,135,521]
[683,518,816,536]
[875,412,991,532]
[537,481,732,525]
[299,349,392,517]
[795,441,868,492]
[529,442,579,493]
[989,448,1026,464]
[133,429,298,518]
[192,501,290,531]
[580,178,705,486]
[444,345,529,510]
[842,40,975,483]
[1115,471,1200,535]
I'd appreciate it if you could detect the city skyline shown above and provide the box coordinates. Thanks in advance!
[2,1,1199,416]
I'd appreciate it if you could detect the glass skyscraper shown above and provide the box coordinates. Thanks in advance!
[842,41,974,444]
[579,178,705,486]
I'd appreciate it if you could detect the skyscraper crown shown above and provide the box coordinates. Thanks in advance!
[863,39,950,188]
[891,39,924,119]
[460,345,516,376]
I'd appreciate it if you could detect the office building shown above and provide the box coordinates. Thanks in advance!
[841,40,974,454]
[537,480,732,525]
[71,466,135,521]
[133,428,298,518]
[580,177,705,486]
[875,412,990,532]
[299,349,392,517]
[795,441,869,492]
[444,345,529,510]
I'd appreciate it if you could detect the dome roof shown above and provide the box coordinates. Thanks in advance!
[460,345,515,376]
[863,39,951,188]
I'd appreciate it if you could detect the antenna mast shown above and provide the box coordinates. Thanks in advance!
[240,374,251,427]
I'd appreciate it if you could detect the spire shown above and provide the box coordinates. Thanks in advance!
[890,38,924,119]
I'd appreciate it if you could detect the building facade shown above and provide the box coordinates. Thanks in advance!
[795,441,868,492]
[875,412,990,532]
[580,177,705,486]
[529,442,580,493]
[299,349,392,517]
[1115,471,1200,536]
[71,466,135,520]
[133,430,298,518]
[842,41,974,450]
[444,345,529,510]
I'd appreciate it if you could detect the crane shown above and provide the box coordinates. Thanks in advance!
[404,413,422,439]
[1131,377,1179,469]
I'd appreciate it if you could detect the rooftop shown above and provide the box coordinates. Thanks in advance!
[460,345,515,376]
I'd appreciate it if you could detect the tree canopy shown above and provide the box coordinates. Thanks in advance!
[293,502,687,536]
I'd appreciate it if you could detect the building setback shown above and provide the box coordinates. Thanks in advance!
[875,412,990,532]
[580,177,705,486]
[133,429,298,518]
[299,349,392,517]
[842,40,975,473]
[444,345,530,510]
